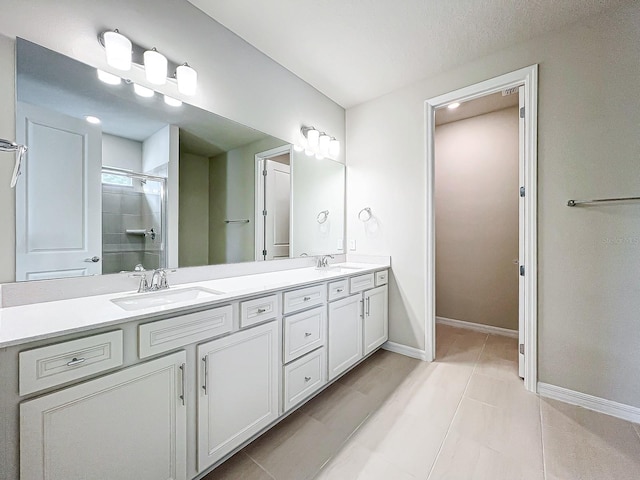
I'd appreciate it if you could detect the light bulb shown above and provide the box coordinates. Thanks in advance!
[163,95,182,107]
[293,144,304,152]
[176,63,197,96]
[447,102,460,110]
[85,116,101,124]
[305,149,314,157]
[97,69,121,85]
[144,48,168,85]
[329,138,340,157]
[103,30,132,71]
[306,128,319,148]
[319,133,330,155]
[133,83,154,98]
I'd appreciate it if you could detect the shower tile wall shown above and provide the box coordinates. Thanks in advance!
[102,184,163,274]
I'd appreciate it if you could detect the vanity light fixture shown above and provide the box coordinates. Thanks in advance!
[163,95,182,107]
[304,149,314,157]
[293,144,304,152]
[176,63,197,96]
[144,48,168,85]
[300,126,340,159]
[99,29,198,95]
[447,102,460,110]
[318,133,331,156]
[85,115,101,124]
[133,83,154,98]
[97,69,121,85]
[102,29,132,71]
[329,138,340,157]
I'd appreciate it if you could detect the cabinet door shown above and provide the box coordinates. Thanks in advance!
[364,285,389,355]
[197,321,279,471]
[20,351,187,480]
[328,294,363,380]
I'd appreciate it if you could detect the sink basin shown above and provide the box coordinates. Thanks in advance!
[111,287,224,311]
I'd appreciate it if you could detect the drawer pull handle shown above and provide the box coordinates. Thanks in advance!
[257,308,267,314]
[304,376,312,382]
[303,296,311,301]
[336,288,343,293]
[66,357,86,367]
[305,332,312,337]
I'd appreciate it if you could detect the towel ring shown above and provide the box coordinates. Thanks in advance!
[317,210,329,224]
[358,207,372,222]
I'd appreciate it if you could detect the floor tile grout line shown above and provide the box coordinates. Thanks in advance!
[242,449,277,480]
[538,399,548,480]
[425,333,489,480]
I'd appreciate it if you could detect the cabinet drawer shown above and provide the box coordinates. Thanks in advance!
[349,273,375,294]
[19,330,123,396]
[240,294,278,328]
[283,284,325,314]
[328,279,348,301]
[283,306,325,363]
[139,304,233,358]
[375,270,389,286]
[283,347,326,412]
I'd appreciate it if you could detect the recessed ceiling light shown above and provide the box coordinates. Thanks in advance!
[133,83,154,98]
[97,69,121,85]
[163,95,182,107]
[85,115,101,124]
[447,102,460,110]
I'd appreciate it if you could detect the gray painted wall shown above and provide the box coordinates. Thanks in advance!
[179,152,210,267]
[346,2,640,407]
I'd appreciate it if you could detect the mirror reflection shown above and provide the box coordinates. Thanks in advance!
[15,39,345,281]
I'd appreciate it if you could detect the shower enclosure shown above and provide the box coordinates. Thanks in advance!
[101,167,167,274]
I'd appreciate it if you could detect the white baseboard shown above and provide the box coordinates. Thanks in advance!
[436,316,518,338]
[538,382,640,424]
[382,341,430,361]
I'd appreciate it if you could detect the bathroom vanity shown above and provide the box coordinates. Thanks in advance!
[0,261,389,480]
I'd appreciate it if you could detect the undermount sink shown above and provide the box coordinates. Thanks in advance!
[111,287,224,311]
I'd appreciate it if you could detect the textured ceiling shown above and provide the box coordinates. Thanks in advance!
[188,0,628,108]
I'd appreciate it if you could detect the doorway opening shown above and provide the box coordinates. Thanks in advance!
[425,65,537,392]
[254,145,292,261]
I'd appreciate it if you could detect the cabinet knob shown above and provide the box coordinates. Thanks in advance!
[336,288,343,293]
[303,296,311,301]
[257,308,267,314]
[304,376,312,382]
[305,332,312,337]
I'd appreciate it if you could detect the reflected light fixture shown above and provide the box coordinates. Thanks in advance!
[304,149,314,157]
[144,48,168,85]
[85,115,101,124]
[176,63,197,96]
[133,83,154,98]
[103,29,132,71]
[293,144,304,152]
[163,95,182,107]
[97,69,121,85]
[447,102,460,110]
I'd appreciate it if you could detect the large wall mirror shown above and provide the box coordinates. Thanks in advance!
[14,39,345,281]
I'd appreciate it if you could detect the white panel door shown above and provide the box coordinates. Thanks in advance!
[518,86,526,378]
[20,351,187,480]
[264,159,290,259]
[197,321,279,472]
[16,102,102,281]
[328,294,363,380]
[363,285,389,355]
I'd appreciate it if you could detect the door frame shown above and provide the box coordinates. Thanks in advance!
[424,65,538,392]
[254,144,292,261]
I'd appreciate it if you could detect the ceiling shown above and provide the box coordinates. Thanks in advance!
[188,0,628,108]
[435,90,519,126]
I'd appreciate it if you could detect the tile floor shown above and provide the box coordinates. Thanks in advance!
[203,325,640,480]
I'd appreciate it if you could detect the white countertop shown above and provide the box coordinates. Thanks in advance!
[0,263,388,349]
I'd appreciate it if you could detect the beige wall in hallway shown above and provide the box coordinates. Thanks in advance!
[435,107,519,330]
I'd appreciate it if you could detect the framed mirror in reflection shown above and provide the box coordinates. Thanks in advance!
[14,39,345,282]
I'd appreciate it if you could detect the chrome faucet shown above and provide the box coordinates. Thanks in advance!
[129,270,150,293]
[316,255,334,269]
[150,269,169,291]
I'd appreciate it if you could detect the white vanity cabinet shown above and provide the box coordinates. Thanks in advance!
[363,284,389,355]
[327,294,363,380]
[197,321,279,472]
[20,350,187,480]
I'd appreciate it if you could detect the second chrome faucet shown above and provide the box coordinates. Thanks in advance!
[130,267,169,293]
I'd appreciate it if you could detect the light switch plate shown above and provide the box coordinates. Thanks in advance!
[349,239,356,251]
[337,238,343,250]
